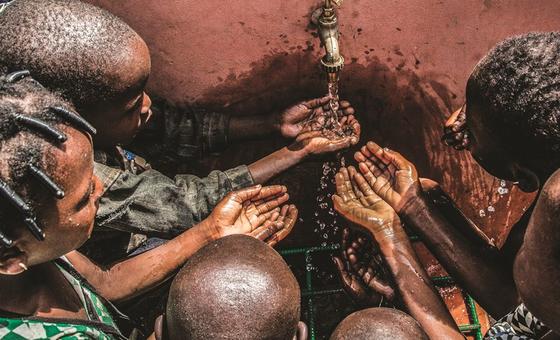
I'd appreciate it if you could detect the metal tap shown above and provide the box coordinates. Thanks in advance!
[316,0,345,78]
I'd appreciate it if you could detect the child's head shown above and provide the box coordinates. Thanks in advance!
[0,0,152,147]
[0,71,102,275]
[330,308,428,340]
[166,234,306,340]
[455,32,560,191]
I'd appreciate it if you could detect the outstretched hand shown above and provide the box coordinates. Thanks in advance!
[278,96,356,138]
[333,228,395,307]
[290,114,360,156]
[332,166,401,240]
[354,141,420,212]
[208,185,292,240]
[250,203,298,247]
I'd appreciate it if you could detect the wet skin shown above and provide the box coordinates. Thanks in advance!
[81,36,153,148]
[330,307,429,340]
[166,235,306,340]
[0,127,103,319]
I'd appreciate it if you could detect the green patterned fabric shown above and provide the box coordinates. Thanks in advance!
[0,258,124,339]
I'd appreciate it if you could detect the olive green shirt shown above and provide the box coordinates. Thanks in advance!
[81,105,254,263]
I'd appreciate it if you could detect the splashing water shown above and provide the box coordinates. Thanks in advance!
[303,75,354,139]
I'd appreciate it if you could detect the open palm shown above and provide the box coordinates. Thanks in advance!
[332,166,398,236]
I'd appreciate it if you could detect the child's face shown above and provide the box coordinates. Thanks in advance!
[85,38,153,147]
[450,101,540,192]
[0,128,103,275]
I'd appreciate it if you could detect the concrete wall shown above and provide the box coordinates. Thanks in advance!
[87,0,560,247]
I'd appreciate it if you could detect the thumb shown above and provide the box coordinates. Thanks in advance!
[230,185,262,203]
[303,96,331,109]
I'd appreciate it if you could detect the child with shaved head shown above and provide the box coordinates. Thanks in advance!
[165,234,307,340]
[0,0,360,263]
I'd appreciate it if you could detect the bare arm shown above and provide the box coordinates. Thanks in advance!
[66,220,214,302]
[249,114,360,184]
[67,185,295,302]
[333,166,463,339]
[355,141,520,318]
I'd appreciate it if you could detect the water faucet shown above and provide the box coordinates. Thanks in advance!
[316,0,345,81]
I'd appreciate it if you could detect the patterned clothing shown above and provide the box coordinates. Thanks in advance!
[0,258,130,340]
[485,304,549,340]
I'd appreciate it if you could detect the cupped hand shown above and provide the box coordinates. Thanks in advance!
[208,185,290,239]
[332,166,401,239]
[290,114,360,156]
[250,204,299,247]
[353,141,420,212]
[441,104,470,150]
[333,228,395,306]
[278,96,355,138]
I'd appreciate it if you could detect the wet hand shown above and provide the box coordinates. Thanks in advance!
[332,166,401,240]
[208,185,290,239]
[354,141,420,212]
[290,115,360,156]
[333,228,395,306]
[441,104,470,150]
[250,204,298,247]
[277,96,355,138]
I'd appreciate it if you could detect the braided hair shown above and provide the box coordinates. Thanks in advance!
[0,70,96,247]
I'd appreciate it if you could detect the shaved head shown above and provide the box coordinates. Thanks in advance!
[0,0,149,114]
[166,235,301,340]
[330,308,428,340]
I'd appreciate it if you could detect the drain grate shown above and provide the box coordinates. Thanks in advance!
[279,242,484,340]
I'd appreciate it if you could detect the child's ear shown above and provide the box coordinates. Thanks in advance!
[0,246,28,275]
[295,321,308,340]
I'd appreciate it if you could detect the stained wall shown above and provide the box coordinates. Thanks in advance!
[86,0,560,246]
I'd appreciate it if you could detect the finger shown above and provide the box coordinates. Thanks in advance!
[332,194,350,215]
[335,170,352,202]
[365,141,389,165]
[348,166,368,206]
[295,130,323,142]
[229,185,262,203]
[341,227,350,250]
[251,185,287,201]
[303,96,331,109]
[325,137,353,152]
[333,257,356,292]
[251,220,281,240]
[255,193,289,214]
[341,167,357,200]
[380,147,416,177]
[266,205,298,246]
[364,272,396,301]
[352,170,376,197]
[253,208,281,227]
[444,105,464,129]
[277,204,289,220]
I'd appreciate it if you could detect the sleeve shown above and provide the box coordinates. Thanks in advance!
[94,162,254,238]
[150,99,231,159]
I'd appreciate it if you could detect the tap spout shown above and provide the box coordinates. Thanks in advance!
[317,1,344,73]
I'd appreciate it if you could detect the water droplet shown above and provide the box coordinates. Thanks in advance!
[479,209,486,217]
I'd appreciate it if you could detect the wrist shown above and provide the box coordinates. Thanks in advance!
[396,183,425,216]
[367,221,408,245]
[197,218,220,243]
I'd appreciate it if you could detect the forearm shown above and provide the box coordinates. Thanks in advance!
[378,235,463,339]
[69,221,216,302]
[400,193,519,318]
[228,115,277,141]
[248,146,307,184]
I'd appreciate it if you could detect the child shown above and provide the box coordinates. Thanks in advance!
[0,0,360,262]
[330,308,428,340]
[346,32,560,339]
[165,234,307,340]
[0,71,297,339]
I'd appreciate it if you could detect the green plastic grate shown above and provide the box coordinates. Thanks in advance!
[279,242,484,340]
